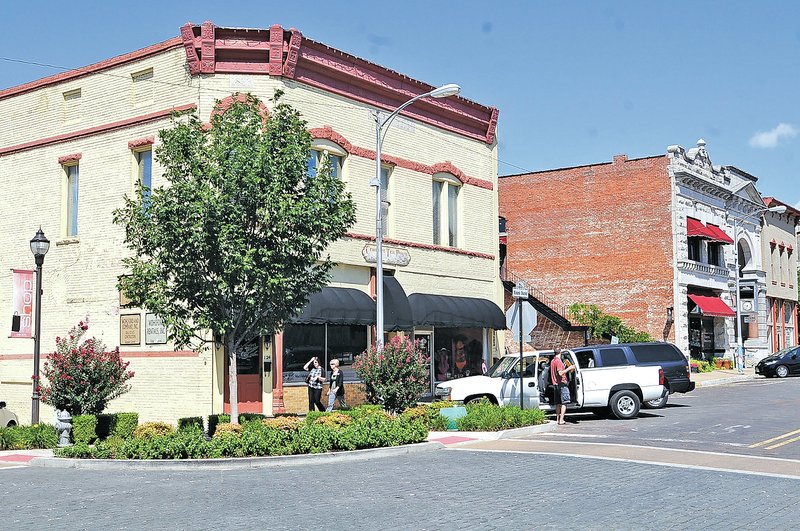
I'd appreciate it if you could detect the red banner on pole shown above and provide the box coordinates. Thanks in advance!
[11,269,34,338]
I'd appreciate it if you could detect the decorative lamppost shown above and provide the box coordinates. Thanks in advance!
[730,205,785,374]
[373,83,460,348]
[30,228,50,424]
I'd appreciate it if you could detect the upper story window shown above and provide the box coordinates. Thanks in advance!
[136,149,153,207]
[62,88,81,125]
[380,165,392,237]
[687,237,701,262]
[64,164,79,236]
[307,139,346,181]
[432,173,461,247]
[707,242,722,267]
[131,68,154,107]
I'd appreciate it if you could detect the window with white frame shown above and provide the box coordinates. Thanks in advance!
[307,140,346,181]
[432,173,461,247]
[135,149,153,207]
[64,164,79,236]
[380,165,392,237]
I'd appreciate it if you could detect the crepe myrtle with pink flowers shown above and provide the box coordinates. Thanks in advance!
[38,319,135,415]
[352,336,429,413]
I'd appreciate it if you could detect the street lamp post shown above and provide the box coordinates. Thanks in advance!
[730,205,786,374]
[373,83,460,348]
[29,228,50,424]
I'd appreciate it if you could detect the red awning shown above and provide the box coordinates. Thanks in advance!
[686,217,710,238]
[705,224,734,244]
[688,294,736,318]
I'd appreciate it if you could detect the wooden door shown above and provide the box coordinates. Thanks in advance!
[224,337,262,414]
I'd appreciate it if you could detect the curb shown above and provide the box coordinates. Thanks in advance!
[497,421,558,439]
[429,421,557,442]
[696,374,756,388]
[29,441,444,471]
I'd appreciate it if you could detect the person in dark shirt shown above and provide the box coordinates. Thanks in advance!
[326,358,347,411]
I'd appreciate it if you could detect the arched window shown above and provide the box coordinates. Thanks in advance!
[308,139,346,181]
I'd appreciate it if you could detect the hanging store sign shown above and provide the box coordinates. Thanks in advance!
[362,244,411,266]
[10,269,34,338]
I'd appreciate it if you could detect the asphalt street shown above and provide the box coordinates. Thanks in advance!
[3,448,800,530]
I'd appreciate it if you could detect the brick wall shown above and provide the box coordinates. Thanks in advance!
[283,383,367,414]
[499,154,675,339]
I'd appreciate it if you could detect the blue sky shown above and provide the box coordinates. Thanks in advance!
[2,1,798,206]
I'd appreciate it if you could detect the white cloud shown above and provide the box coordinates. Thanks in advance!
[749,123,798,148]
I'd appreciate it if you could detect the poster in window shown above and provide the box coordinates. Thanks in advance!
[120,314,141,345]
[145,313,167,345]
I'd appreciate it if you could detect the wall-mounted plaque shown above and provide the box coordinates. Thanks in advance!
[145,313,167,345]
[120,314,141,345]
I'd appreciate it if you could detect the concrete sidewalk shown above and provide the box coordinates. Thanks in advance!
[690,365,757,388]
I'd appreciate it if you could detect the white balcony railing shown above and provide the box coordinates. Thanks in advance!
[677,259,730,278]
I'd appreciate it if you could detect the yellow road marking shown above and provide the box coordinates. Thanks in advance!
[749,428,800,448]
[766,434,800,450]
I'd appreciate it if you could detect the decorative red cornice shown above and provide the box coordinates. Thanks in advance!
[0,37,183,102]
[770,238,778,249]
[309,126,494,190]
[57,152,82,165]
[0,104,195,157]
[178,22,498,145]
[128,136,155,150]
[779,241,786,252]
[346,232,495,260]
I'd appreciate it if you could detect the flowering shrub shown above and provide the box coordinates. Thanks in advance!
[352,336,429,413]
[39,320,134,415]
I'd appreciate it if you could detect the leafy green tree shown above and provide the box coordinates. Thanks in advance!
[568,303,654,343]
[113,92,356,423]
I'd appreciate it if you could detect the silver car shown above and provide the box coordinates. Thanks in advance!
[0,401,18,427]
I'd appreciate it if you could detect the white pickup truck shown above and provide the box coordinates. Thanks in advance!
[434,350,667,420]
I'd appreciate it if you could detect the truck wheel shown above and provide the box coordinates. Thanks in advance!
[643,394,668,409]
[610,390,640,419]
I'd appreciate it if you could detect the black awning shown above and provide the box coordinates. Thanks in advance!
[383,276,414,331]
[290,287,375,326]
[408,293,506,329]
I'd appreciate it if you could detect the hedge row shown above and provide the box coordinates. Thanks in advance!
[0,424,59,450]
[456,400,546,431]
[55,408,427,459]
[72,412,139,444]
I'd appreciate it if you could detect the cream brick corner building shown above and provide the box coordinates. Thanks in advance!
[0,22,504,424]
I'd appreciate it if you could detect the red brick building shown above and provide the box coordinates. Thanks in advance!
[499,154,675,339]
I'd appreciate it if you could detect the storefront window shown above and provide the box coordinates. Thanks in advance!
[282,324,367,384]
[433,328,486,383]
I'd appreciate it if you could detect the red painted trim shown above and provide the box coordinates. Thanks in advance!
[210,94,269,125]
[309,126,494,190]
[128,136,155,150]
[0,104,196,157]
[269,25,284,76]
[0,350,197,361]
[346,232,495,260]
[178,23,498,145]
[120,350,198,358]
[58,152,82,165]
[0,37,184,102]
[200,21,216,73]
[283,28,302,78]
[181,23,201,75]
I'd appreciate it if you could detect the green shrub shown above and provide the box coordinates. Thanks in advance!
[16,424,59,449]
[72,414,98,444]
[133,421,175,439]
[0,427,20,450]
[178,417,204,432]
[291,423,335,454]
[238,413,265,424]
[262,416,303,431]
[209,431,244,458]
[456,402,546,431]
[207,414,230,437]
[96,414,114,440]
[93,435,126,459]
[55,442,92,458]
[113,413,139,439]
[400,405,448,431]
[213,423,242,437]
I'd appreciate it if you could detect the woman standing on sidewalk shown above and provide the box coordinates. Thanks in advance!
[326,358,347,411]
[303,357,326,412]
